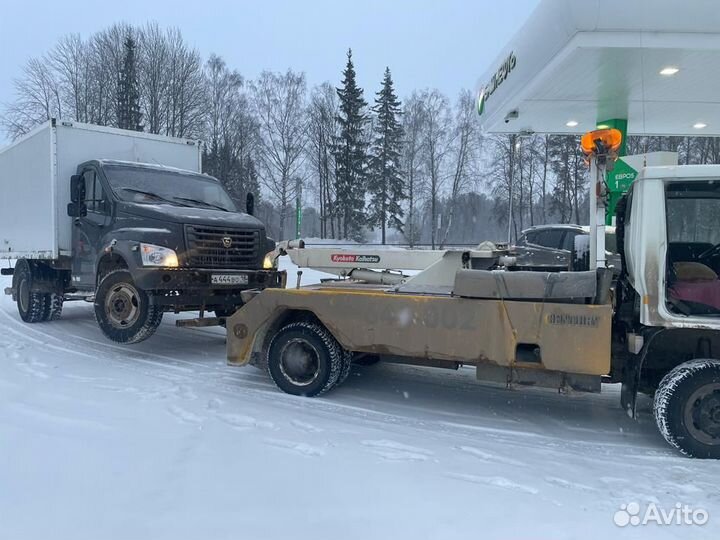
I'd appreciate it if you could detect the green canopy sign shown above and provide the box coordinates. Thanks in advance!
[609,159,638,193]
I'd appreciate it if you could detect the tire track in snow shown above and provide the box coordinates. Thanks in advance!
[0,301,678,465]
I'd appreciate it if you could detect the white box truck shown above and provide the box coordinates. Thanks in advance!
[1,119,283,343]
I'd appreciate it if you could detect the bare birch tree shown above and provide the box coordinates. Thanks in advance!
[307,82,340,238]
[420,89,452,248]
[251,70,308,240]
[439,89,479,247]
[401,92,426,246]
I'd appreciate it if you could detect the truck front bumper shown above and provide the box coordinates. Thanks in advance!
[133,268,286,308]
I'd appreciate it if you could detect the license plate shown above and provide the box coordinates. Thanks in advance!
[211,274,248,285]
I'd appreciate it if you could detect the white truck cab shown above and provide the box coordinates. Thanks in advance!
[625,166,720,330]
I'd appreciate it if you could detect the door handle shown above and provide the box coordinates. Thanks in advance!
[74,218,82,227]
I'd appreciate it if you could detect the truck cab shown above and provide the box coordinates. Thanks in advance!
[60,159,282,343]
[2,120,283,345]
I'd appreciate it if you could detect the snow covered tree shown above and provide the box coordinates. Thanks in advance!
[333,49,369,240]
[368,67,405,244]
[116,32,142,131]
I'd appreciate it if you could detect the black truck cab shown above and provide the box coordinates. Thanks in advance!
[13,159,282,344]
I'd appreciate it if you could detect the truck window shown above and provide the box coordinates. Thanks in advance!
[666,181,720,316]
[83,169,107,214]
[667,197,720,246]
[104,165,237,213]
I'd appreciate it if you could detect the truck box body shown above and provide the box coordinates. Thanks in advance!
[0,120,201,260]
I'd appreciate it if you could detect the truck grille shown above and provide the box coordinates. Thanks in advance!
[185,225,260,268]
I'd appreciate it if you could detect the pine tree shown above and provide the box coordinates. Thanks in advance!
[333,49,369,240]
[117,32,142,131]
[368,67,405,244]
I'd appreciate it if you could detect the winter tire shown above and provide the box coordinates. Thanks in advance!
[45,293,64,321]
[14,260,48,323]
[94,269,163,344]
[336,350,353,387]
[267,321,344,397]
[654,359,720,458]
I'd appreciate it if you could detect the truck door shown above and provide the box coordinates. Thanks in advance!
[71,167,111,289]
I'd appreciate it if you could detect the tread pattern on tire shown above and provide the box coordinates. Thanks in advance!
[14,261,48,323]
[45,293,64,321]
[654,358,720,457]
[24,290,49,323]
[336,350,353,387]
[94,269,163,344]
[267,321,345,397]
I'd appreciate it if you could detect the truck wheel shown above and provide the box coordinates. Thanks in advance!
[13,260,48,323]
[45,293,64,321]
[654,359,720,458]
[267,321,344,396]
[94,269,163,344]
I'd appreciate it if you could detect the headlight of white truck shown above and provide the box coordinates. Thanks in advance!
[140,243,179,267]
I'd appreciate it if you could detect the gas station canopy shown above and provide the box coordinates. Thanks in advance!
[476,0,720,136]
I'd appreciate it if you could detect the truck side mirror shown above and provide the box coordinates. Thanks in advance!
[70,174,85,203]
[246,192,255,216]
[67,202,87,218]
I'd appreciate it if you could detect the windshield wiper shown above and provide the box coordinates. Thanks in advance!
[172,196,229,212]
[118,187,187,206]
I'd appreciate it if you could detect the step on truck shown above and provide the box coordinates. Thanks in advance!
[227,129,720,459]
[1,119,284,344]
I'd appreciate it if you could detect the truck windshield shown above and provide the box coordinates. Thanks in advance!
[104,165,237,212]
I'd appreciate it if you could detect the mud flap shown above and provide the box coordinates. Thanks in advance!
[621,368,639,419]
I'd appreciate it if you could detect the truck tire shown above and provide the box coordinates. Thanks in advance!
[45,293,64,321]
[654,359,720,458]
[336,351,354,387]
[94,269,163,344]
[13,260,48,323]
[267,321,344,396]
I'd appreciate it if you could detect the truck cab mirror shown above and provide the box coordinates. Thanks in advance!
[246,192,255,216]
[67,202,87,218]
[70,174,85,203]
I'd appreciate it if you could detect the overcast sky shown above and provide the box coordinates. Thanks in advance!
[0,0,539,143]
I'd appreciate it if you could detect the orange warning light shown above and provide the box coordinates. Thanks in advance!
[580,128,623,155]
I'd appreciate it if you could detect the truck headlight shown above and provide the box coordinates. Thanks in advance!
[263,254,276,269]
[140,243,179,267]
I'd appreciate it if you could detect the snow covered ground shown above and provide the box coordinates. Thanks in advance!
[2,256,719,539]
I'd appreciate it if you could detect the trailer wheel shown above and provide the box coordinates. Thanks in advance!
[94,269,163,344]
[654,359,720,458]
[267,321,344,396]
[13,260,48,323]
